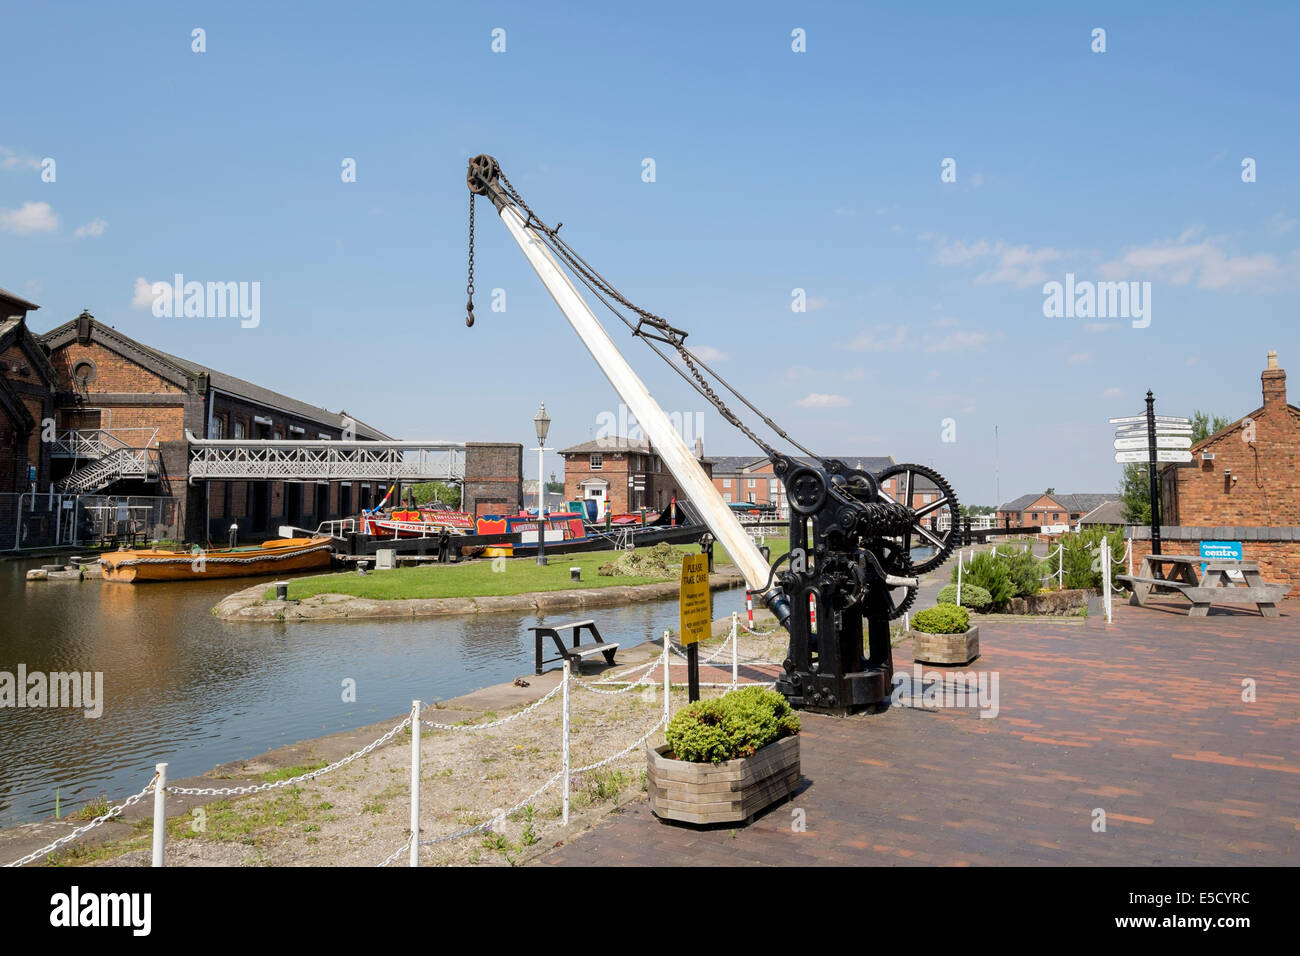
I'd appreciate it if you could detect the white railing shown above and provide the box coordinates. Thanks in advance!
[185,431,466,483]
[50,427,159,459]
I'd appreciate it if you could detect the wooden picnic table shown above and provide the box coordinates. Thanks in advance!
[1116,553,1287,618]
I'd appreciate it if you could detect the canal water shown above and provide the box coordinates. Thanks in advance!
[0,557,749,827]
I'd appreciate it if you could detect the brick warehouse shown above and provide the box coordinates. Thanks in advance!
[559,436,713,519]
[1,294,523,548]
[1129,350,1300,596]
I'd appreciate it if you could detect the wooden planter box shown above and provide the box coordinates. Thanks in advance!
[911,625,980,665]
[647,735,800,826]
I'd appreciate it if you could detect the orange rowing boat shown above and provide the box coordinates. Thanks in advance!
[100,536,334,583]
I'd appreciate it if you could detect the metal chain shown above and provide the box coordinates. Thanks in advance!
[421,680,562,731]
[4,775,157,868]
[416,769,564,849]
[573,658,662,695]
[465,192,476,327]
[493,170,787,461]
[166,717,411,796]
[571,715,666,774]
[377,836,411,868]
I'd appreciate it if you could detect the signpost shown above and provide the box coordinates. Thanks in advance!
[1109,395,1192,557]
[679,553,711,702]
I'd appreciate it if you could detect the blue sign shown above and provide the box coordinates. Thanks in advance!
[1200,540,1243,579]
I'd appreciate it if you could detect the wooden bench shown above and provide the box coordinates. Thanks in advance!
[528,619,619,675]
[1118,554,1287,618]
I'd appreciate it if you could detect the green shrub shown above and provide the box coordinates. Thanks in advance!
[665,686,800,764]
[1001,547,1047,598]
[951,551,1015,608]
[1057,527,1127,590]
[912,604,970,634]
[936,582,992,612]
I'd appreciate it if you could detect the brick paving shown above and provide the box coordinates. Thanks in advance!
[544,599,1300,866]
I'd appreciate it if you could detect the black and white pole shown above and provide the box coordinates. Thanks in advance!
[1145,390,1162,557]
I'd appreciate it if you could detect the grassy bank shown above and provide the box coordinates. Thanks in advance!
[268,538,789,602]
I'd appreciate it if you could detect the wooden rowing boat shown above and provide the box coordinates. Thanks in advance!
[100,536,334,583]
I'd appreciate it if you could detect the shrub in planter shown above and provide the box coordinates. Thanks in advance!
[912,604,979,665]
[665,685,800,764]
[912,604,970,634]
[651,687,802,825]
[936,582,992,612]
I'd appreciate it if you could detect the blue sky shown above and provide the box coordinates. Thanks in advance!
[3,1,1297,506]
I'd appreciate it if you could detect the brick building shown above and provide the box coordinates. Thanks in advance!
[0,288,56,494]
[1129,350,1300,595]
[996,492,1116,533]
[39,310,394,541]
[559,436,712,519]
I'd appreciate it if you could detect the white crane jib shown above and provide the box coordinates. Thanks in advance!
[466,156,781,614]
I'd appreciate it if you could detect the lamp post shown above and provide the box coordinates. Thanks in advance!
[533,403,551,566]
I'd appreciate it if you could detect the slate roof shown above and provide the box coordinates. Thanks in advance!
[999,492,1117,514]
[1078,500,1128,525]
[0,286,40,313]
[559,437,653,455]
[39,317,391,440]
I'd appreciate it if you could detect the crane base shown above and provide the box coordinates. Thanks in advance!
[776,663,894,715]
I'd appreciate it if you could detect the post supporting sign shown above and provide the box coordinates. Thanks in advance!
[1111,394,1191,559]
[679,553,711,702]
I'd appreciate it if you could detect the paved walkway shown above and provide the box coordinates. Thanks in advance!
[543,599,1300,866]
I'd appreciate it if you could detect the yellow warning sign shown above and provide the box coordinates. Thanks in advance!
[679,553,711,646]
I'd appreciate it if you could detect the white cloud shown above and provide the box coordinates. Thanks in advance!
[1083,322,1116,333]
[928,236,1063,287]
[849,324,907,351]
[1267,212,1297,237]
[0,147,41,172]
[1186,356,1200,367]
[1102,387,1125,398]
[924,329,990,353]
[689,345,728,363]
[0,200,59,235]
[1066,352,1090,365]
[1099,231,1292,290]
[795,393,851,409]
[74,218,108,239]
[132,277,161,308]
[805,297,831,312]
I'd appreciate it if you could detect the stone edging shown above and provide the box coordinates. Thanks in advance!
[213,568,745,622]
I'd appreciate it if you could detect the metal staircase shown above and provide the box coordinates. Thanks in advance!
[53,428,161,494]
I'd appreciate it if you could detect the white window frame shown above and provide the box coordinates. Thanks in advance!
[590,453,603,471]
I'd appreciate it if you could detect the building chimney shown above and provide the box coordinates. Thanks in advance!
[76,309,93,344]
[1262,350,1286,409]
[694,436,704,458]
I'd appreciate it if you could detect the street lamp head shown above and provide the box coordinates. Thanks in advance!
[534,402,550,443]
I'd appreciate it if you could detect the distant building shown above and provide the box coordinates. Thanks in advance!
[558,436,712,520]
[996,492,1117,534]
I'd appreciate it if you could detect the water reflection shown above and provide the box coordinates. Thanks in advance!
[0,557,744,825]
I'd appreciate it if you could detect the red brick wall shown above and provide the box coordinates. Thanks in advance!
[1165,368,1300,527]
[50,341,182,395]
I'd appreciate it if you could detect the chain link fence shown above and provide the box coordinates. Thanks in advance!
[0,493,181,551]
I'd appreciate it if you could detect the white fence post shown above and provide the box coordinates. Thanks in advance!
[151,762,167,867]
[956,559,963,606]
[731,614,738,691]
[561,661,571,826]
[662,629,671,725]
[1102,544,1112,624]
[409,699,420,866]
[1126,538,1133,576]
[1058,545,1064,590]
